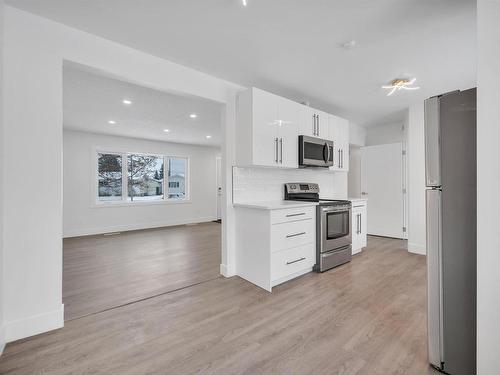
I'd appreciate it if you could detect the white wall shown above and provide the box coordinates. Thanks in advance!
[349,122,366,147]
[365,123,404,146]
[63,130,220,237]
[477,1,500,373]
[406,104,426,254]
[0,0,5,355]
[348,147,361,198]
[2,6,242,343]
[233,168,348,203]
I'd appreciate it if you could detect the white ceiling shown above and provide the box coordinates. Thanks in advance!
[8,0,476,126]
[63,63,223,146]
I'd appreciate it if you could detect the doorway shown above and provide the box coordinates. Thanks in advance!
[62,62,225,320]
[360,143,405,239]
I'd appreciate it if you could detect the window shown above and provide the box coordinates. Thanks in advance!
[98,153,122,201]
[96,151,188,204]
[167,157,187,199]
[128,154,164,202]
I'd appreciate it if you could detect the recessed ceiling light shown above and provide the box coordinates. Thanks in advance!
[108,120,116,125]
[382,78,420,96]
[206,135,212,139]
[163,129,170,133]
[122,99,132,105]
[189,113,198,119]
[242,0,248,6]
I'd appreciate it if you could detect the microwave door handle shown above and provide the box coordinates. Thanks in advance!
[323,143,328,163]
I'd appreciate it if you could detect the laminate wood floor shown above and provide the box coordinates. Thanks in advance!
[63,222,222,320]
[0,235,439,375]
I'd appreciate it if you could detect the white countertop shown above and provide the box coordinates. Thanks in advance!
[233,201,318,210]
[348,197,368,203]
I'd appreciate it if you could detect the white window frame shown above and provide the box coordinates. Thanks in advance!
[92,148,190,207]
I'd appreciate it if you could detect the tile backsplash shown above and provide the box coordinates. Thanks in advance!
[232,167,348,203]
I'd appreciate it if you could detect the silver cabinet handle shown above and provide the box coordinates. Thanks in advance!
[286,257,306,265]
[279,138,283,164]
[286,232,306,238]
[312,114,316,135]
[274,137,279,163]
[317,114,320,136]
[286,212,305,217]
[359,213,362,234]
[338,149,341,168]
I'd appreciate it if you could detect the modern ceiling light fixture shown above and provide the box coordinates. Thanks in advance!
[382,78,420,96]
[341,40,357,50]
[163,129,170,133]
[242,0,248,6]
[122,99,132,105]
[206,135,212,139]
[108,120,116,125]
[189,113,197,119]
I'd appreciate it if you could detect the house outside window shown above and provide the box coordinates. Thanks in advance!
[96,151,188,204]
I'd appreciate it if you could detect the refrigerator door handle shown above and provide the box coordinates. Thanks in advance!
[426,189,444,369]
[425,97,441,187]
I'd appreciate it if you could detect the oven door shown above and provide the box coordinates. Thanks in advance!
[299,135,334,167]
[320,206,352,252]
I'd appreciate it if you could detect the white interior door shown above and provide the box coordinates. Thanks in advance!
[361,143,404,238]
[216,156,222,220]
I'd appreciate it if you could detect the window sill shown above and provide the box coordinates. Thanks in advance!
[92,199,192,208]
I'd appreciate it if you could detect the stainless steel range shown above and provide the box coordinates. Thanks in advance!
[284,183,352,272]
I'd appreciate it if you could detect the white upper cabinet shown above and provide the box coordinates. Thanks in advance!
[251,88,280,167]
[299,106,329,139]
[277,97,299,168]
[236,88,298,168]
[236,87,348,170]
[329,114,350,171]
[315,110,330,139]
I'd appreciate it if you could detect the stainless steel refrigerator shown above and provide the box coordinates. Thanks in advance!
[425,88,476,375]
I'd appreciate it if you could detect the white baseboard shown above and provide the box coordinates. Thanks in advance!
[408,242,426,255]
[0,324,5,356]
[63,216,218,238]
[220,263,236,277]
[5,304,64,343]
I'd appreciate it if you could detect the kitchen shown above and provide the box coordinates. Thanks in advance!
[233,87,368,291]
[0,1,492,374]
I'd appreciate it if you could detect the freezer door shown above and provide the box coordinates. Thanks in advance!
[425,97,441,187]
[426,189,443,369]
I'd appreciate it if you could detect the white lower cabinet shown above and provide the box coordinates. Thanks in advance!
[351,201,367,255]
[235,205,316,292]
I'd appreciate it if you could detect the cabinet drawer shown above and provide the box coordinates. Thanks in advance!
[271,219,315,252]
[271,244,314,281]
[271,206,315,224]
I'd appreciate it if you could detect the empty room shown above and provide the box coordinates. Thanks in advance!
[62,63,223,320]
[0,1,499,375]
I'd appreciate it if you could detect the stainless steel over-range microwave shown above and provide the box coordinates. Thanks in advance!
[298,135,334,167]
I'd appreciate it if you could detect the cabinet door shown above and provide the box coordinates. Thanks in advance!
[252,88,279,167]
[338,117,350,171]
[299,105,316,137]
[329,114,341,170]
[351,208,361,254]
[316,110,329,139]
[360,207,367,248]
[277,97,299,168]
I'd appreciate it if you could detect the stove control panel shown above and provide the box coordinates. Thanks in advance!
[285,183,319,194]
